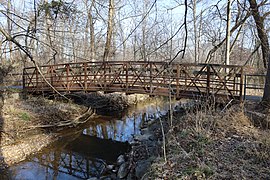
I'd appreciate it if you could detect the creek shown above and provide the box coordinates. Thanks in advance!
[4,97,182,179]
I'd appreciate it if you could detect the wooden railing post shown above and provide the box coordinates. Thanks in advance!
[150,62,153,95]
[126,62,129,93]
[243,74,247,101]
[233,72,236,93]
[66,64,70,92]
[103,62,107,90]
[23,69,26,89]
[108,62,111,89]
[239,67,244,101]
[50,66,53,87]
[185,66,187,87]
[207,64,210,95]
[22,69,27,98]
[84,63,87,91]
[36,67,39,88]
[176,64,180,98]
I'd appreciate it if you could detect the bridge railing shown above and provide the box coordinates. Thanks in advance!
[243,74,265,100]
[2,73,23,89]
[23,61,244,100]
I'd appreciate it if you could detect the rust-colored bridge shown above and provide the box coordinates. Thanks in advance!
[23,61,244,100]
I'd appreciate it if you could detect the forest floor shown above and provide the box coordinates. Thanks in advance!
[147,101,270,179]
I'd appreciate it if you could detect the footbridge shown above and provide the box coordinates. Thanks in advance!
[23,61,245,100]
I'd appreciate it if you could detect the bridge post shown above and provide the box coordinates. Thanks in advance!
[22,68,26,95]
[103,62,106,90]
[185,66,187,86]
[176,64,180,99]
[239,67,244,101]
[207,64,210,95]
[125,62,128,93]
[84,63,87,91]
[150,62,153,95]
[35,67,39,89]
[50,65,53,87]
[66,64,70,92]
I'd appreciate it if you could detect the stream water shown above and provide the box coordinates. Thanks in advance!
[4,97,182,180]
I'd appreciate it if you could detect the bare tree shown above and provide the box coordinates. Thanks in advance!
[103,0,115,61]
[84,0,96,61]
[225,0,232,66]
[247,0,270,105]
[7,0,12,61]
[248,0,269,69]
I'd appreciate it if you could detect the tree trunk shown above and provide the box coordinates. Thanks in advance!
[89,0,95,61]
[263,56,270,104]
[84,0,95,61]
[225,0,232,66]
[197,10,203,63]
[7,0,12,61]
[103,0,115,62]
[142,0,148,62]
[44,0,54,65]
[192,0,197,63]
[84,1,89,59]
[248,0,270,104]
[248,0,269,68]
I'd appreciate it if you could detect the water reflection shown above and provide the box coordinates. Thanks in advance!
[7,97,181,179]
[9,134,129,180]
[83,97,180,142]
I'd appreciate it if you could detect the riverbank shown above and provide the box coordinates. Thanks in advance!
[0,94,91,167]
[0,91,149,169]
[3,92,269,179]
[1,94,172,179]
[144,101,270,179]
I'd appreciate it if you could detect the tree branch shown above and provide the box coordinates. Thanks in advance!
[0,28,68,100]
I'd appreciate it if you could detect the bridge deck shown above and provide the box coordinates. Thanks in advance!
[23,61,244,100]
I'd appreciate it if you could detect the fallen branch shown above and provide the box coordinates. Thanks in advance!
[221,99,234,113]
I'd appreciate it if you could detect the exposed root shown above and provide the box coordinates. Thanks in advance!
[27,107,94,129]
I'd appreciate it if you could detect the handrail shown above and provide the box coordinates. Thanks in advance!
[23,61,244,70]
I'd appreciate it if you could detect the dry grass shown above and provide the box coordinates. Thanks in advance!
[0,95,93,167]
[147,101,270,179]
[1,96,87,146]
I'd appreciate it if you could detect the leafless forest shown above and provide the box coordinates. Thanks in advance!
[0,0,270,102]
